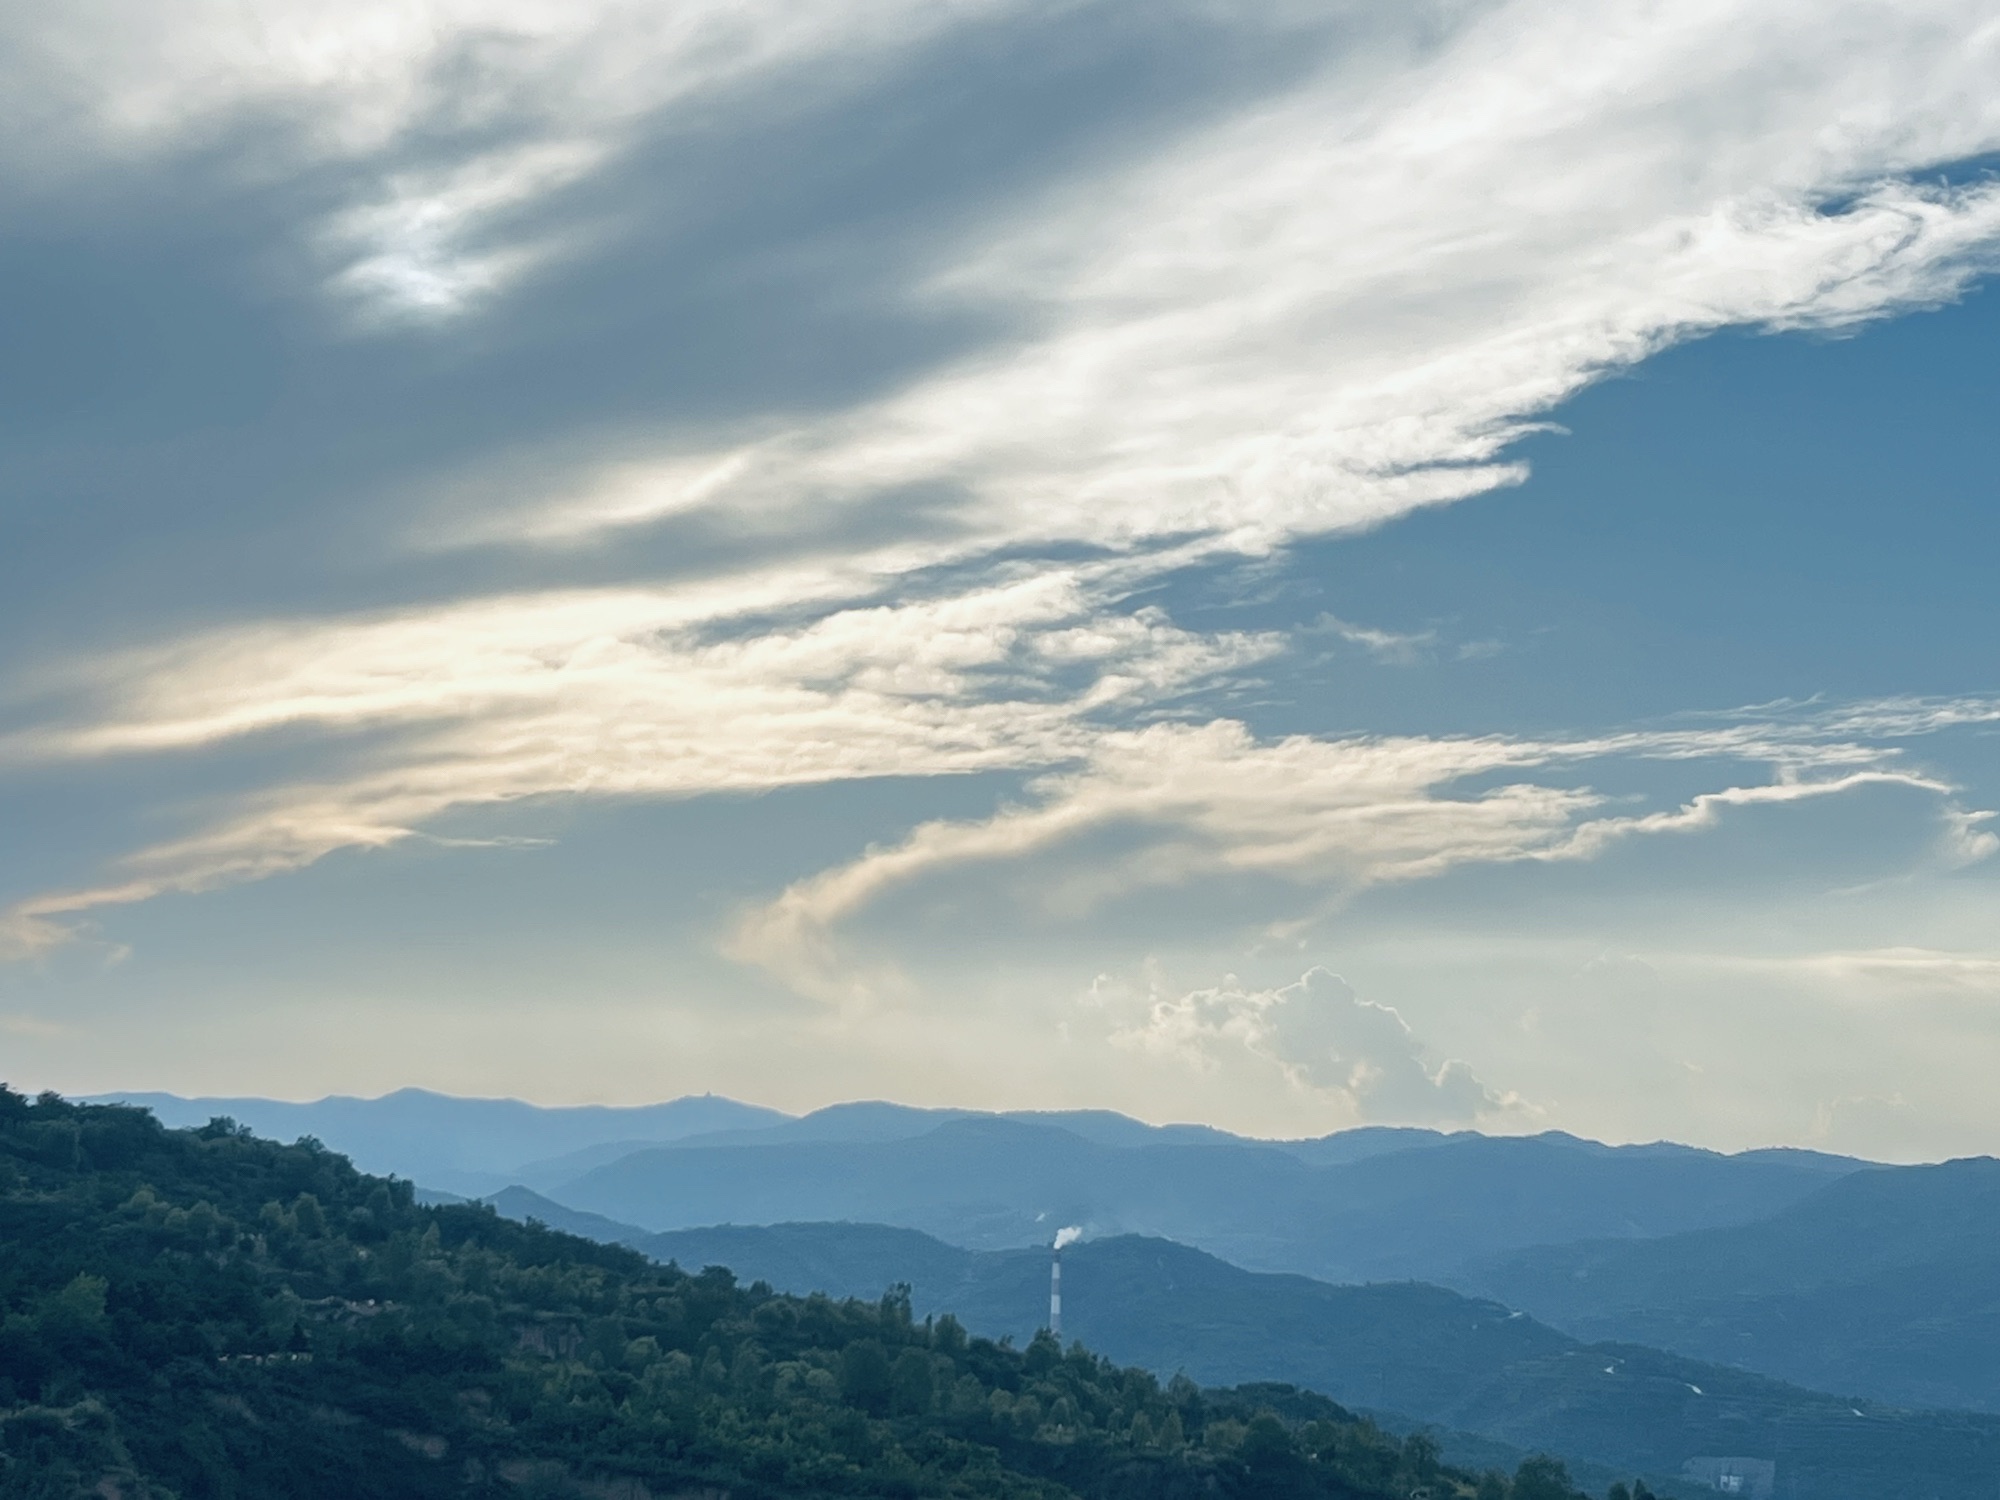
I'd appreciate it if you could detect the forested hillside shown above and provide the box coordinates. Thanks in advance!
[0,1089,1600,1500]
[630,1221,2000,1500]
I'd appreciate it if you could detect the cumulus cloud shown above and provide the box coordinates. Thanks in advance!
[1116,966,1507,1124]
[1937,807,2000,868]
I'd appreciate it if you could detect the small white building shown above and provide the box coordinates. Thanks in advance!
[1681,1456,1776,1500]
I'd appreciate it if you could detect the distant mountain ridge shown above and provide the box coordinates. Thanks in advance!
[548,1114,1865,1283]
[502,1102,1265,1190]
[90,1091,1410,1194]
[88,1087,793,1196]
[95,1090,1871,1284]
[1464,1155,2000,1412]
[656,1101,1271,1152]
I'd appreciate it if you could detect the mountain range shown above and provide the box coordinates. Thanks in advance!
[113,1090,1866,1283]
[107,1089,2000,1435]
[1464,1156,2000,1412]
[88,1087,789,1196]
[548,1117,1860,1285]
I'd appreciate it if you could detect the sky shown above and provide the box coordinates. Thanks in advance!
[3,0,2000,1161]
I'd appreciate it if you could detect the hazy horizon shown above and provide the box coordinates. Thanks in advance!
[65,1083,1915,1165]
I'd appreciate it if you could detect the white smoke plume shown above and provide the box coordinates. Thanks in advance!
[1053,1226,1083,1251]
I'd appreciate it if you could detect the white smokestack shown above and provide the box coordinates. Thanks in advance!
[1050,1227,1080,1339]
[1050,1249,1061,1338]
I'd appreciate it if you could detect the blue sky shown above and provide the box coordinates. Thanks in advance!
[3,1,1999,1159]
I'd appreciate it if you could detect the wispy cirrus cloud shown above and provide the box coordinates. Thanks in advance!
[1692,945,2000,994]
[5,0,2000,1006]
[726,704,1996,1000]
[431,2,2000,562]
[0,571,1274,958]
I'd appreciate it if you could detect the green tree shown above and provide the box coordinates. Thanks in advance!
[932,1313,967,1354]
[42,1273,108,1329]
[292,1192,327,1237]
[1242,1413,1295,1463]
[891,1347,934,1416]
[1514,1454,1581,1500]
[841,1338,893,1416]
[1404,1431,1442,1482]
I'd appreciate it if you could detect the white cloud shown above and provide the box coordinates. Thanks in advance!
[441,2,2000,566]
[1776,947,2000,993]
[6,0,2000,982]
[3,580,1992,979]
[0,0,1048,315]
[725,705,1995,998]
[1306,614,1440,666]
[0,914,54,965]
[1114,966,1509,1124]
[324,140,609,320]
[1938,807,2000,868]
[0,1013,66,1039]
[0,572,1274,955]
[725,718,1604,998]
[11,1,1993,518]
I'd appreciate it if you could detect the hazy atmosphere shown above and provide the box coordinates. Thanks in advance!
[6,0,2000,1160]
